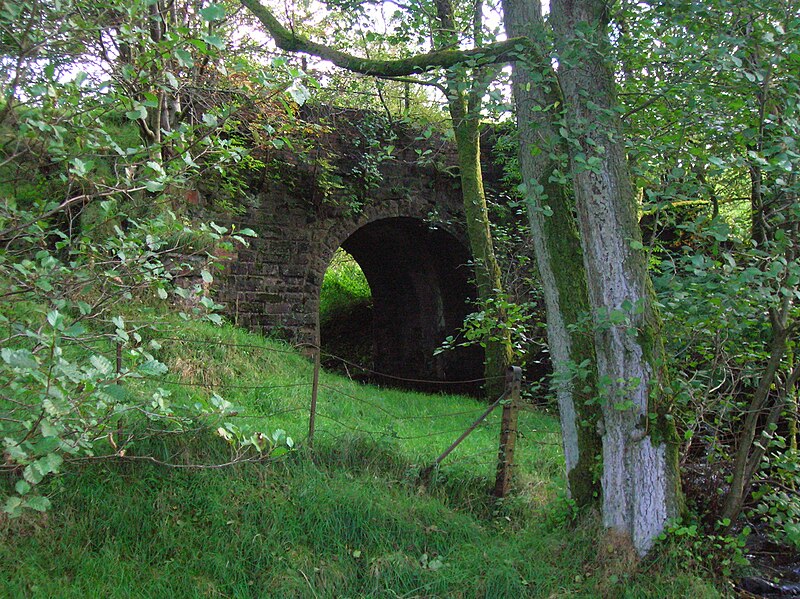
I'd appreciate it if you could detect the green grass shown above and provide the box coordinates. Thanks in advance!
[319,248,372,324]
[0,318,723,598]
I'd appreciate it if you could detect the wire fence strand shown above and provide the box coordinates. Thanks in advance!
[320,350,505,385]
[139,376,312,391]
[47,323,561,484]
[319,383,489,421]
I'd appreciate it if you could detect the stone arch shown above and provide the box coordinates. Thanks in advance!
[321,216,483,392]
[215,107,497,392]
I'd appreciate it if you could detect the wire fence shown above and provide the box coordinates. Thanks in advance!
[59,326,562,495]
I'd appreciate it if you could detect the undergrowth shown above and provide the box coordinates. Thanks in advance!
[0,317,725,597]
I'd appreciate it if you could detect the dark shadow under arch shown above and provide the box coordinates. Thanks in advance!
[323,217,483,395]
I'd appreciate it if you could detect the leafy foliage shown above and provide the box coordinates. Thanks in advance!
[0,0,317,516]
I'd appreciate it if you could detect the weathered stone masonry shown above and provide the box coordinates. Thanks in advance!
[217,108,485,386]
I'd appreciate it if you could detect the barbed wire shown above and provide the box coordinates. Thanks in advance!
[320,350,505,385]
[312,411,494,442]
[138,376,312,391]
[319,383,488,421]
[9,319,561,487]
[433,447,498,468]
[69,329,504,387]
[154,335,307,355]
[65,452,284,470]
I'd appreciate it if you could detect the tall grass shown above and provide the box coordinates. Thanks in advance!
[0,318,723,598]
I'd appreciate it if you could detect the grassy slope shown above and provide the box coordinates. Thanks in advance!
[0,319,721,598]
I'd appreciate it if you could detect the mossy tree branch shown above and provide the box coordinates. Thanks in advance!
[241,0,533,77]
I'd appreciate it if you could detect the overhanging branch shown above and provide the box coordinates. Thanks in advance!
[241,0,533,77]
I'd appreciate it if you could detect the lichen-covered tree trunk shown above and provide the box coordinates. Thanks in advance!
[550,0,682,554]
[501,0,601,505]
[451,108,513,398]
[435,0,512,399]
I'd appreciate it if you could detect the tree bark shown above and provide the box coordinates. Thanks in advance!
[435,0,512,399]
[501,0,601,505]
[550,0,682,554]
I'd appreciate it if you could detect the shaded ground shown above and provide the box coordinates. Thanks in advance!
[320,299,374,383]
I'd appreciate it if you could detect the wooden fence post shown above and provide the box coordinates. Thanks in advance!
[494,366,522,498]
[420,391,506,483]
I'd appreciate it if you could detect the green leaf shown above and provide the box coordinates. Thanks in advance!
[23,463,44,485]
[4,438,28,461]
[15,480,31,495]
[126,105,147,121]
[174,48,194,68]
[102,384,128,402]
[141,92,160,108]
[90,354,114,376]
[165,71,180,90]
[70,157,91,177]
[47,309,62,328]
[3,496,23,517]
[137,360,168,377]
[428,557,444,571]
[145,180,165,192]
[201,270,213,283]
[287,84,310,106]
[40,420,59,438]
[33,437,59,455]
[36,452,63,476]
[24,496,51,512]
[199,3,225,21]
[201,33,225,49]
[1,348,38,369]
[63,322,87,337]
[202,113,218,127]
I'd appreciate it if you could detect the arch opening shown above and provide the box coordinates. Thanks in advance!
[320,217,483,395]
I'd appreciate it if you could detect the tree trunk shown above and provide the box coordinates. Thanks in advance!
[550,0,682,554]
[452,112,513,398]
[501,0,601,506]
[435,0,512,399]
[721,300,796,523]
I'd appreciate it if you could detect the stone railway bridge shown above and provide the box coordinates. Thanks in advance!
[217,107,505,391]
